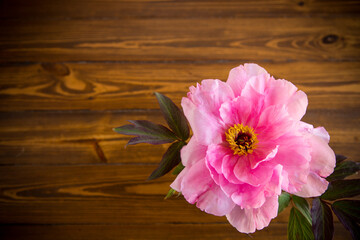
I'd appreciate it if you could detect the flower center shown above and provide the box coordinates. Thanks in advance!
[225,124,258,156]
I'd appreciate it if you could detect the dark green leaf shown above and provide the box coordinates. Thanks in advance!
[278,192,291,214]
[332,200,360,223]
[326,161,360,182]
[172,162,185,175]
[321,179,360,201]
[332,200,360,240]
[288,207,314,240]
[311,198,334,240]
[148,141,185,180]
[113,120,177,145]
[336,155,347,164]
[164,188,176,199]
[292,195,312,225]
[155,92,190,141]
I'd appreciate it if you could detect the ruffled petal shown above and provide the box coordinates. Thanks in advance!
[219,96,259,128]
[273,134,311,193]
[196,184,235,216]
[227,64,268,97]
[182,97,224,145]
[264,78,308,121]
[226,196,278,233]
[181,79,235,145]
[180,160,213,203]
[180,136,207,167]
[307,130,336,177]
[293,171,329,198]
[173,154,236,216]
[286,90,308,121]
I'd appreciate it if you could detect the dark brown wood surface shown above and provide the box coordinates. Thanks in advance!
[0,0,359,239]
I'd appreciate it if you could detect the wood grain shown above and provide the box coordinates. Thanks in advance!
[1,0,359,239]
[0,62,359,111]
[0,165,290,224]
[0,108,359,165]
[0,223,352,240]
[0,18,359,62]
[1,0,360,20]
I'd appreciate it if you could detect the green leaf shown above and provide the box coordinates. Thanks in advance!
[148,141,185,180]
[288,207,314,240]
[164,188,176,199]
[336,154,347,164]
[292,195,312,225]
[172,162,185,175]
[311,198,334,240]
[332,200,360,240]
[321,179,360,201]
[278,192,291,214]
[332,200,360,223]
[113,120,177,145]
[155,92,190,141]
[326,161,360,181]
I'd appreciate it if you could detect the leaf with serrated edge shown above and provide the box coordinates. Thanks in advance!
[326,161,360,181]
[288,207,314,240]
[332,200,360,240]
[148,141,185,180]
[155,92,190,141]
[321,179,360,201]
[311,198,334,240]
[278,192,291,214]
[292,195,312,225]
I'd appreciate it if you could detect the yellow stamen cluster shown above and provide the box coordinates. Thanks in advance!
[225,124,258,156]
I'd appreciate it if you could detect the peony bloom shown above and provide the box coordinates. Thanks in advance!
[170,64,336,233]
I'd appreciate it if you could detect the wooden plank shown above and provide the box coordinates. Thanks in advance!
[0,18,359,62]
[1,0,359,20]
[0,223,352,240]
[0,108,359,165]
[0,62,359,111]
[0,165,293,224]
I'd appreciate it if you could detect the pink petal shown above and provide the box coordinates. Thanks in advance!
[226,196,278,233]
[294,172,329,198]
[186,79,235,115]
[182,97,224,145]
[204,144,236,185]
[256,105,294,141]
[249,145,279,169]
[173,154,236,216]
[233,156,273,187]
[312,126,331,143]
[180,160,213,203]
[273,134,311,193]
[307,131,336,177]
[180,136,207,167]
[227,64,268,97]
[181,79,235,145]
[219,96,259,128]
[286,90,308,121]
[170,166,188,192]
[196,184,235,216]
[264,164,283,197]
[264,78,308,121]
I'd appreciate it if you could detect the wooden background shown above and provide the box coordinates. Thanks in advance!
[0,0,359,239]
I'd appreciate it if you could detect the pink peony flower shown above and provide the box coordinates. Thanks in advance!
[170,64,336,233]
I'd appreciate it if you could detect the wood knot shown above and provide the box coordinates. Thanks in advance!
[322,34,339,44]
[41,63,70,76]
[298,1,304,6]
